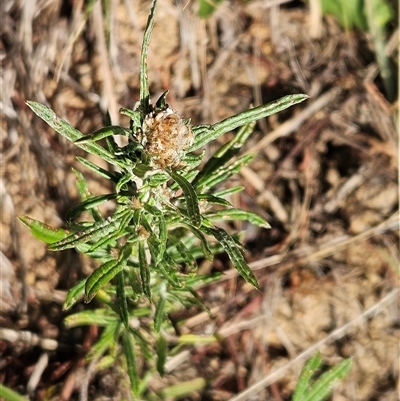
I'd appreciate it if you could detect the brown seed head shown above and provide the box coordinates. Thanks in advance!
[142,108,194,169]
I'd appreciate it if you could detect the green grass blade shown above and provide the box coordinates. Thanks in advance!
[189,94,308,151]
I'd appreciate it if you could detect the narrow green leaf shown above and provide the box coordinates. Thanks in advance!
[63,278,87,310]
[147,171,170,187]
[72,168,91,200]
[87,322,120,360]
[179,150,205,169]
[169,170,201,227]
[178,334,219,344]
[228,120,257,149]
[305,358,352,401]
[87,230,119,252]
[169,169,198,192]
[167,234,197,270]
[161,378,207,399]
[156,334,168,376]
[139,0,158,113]
[0,384,29,401]
[76,156,120,181]
[155,90,169,109]
[144,204,167,263]
[128,327,153,360]
[121,330,139,396]
[293,353,323,401]
[85,243,133,302]
[85,259,123,303]
[212,186,244,197]
[198,0,224,17]
[140,215,166,266]
[71,169,103,223]
[18,216,69,244]
[193,121,255,187]
[204,226,259,288]
[116,270,129,328]
[120,108,142,129]
[26,101,122,168]
[105,133,118,154]
[66,194,118,222]
[182,221,214,261]
[50,210,130,251]
[154,296,166,333]
[138,240,151,298]
[64,309,118,328]
[158,259,183,289]
[74,126,130,143]
[204,209,270,228]
[189,94,308,151]
[195,153,255,192]
[197,194,232,207]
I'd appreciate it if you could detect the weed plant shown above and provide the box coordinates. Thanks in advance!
[18,0,350,399]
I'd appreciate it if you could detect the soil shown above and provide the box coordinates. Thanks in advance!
[0,0,399,400]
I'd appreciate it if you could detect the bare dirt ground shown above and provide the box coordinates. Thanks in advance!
[1,0,399,400]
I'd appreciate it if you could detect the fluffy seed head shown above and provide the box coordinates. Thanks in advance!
[142,108,194,169]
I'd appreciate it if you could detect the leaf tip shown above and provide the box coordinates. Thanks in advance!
[84,293,96,304]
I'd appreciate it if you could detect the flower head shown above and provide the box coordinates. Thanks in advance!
[142,107,194,169]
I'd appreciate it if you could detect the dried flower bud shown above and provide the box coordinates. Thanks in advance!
[142,107,194,169]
